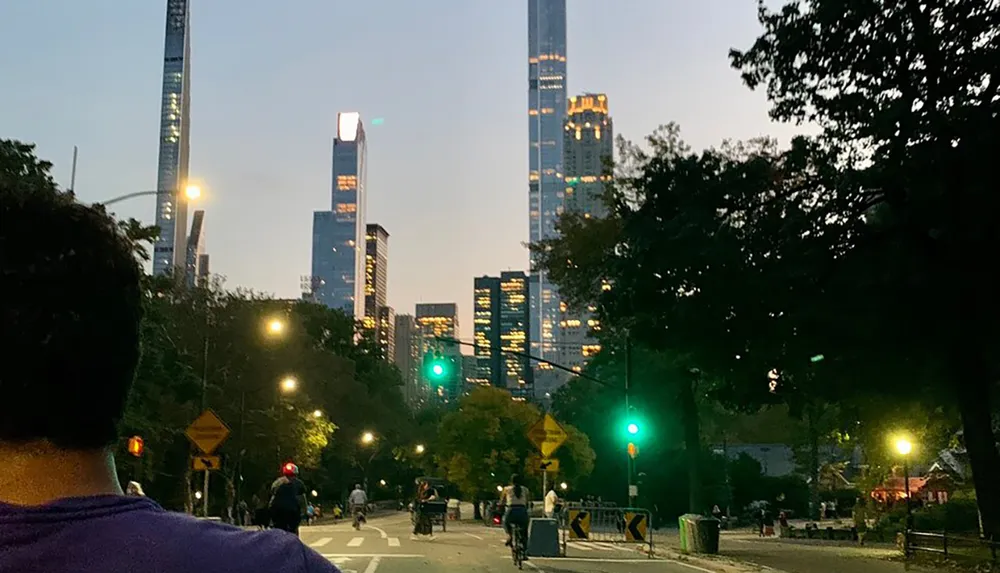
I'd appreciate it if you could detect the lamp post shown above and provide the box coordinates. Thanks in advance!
[99,185,201,207]
[895,438,914,552]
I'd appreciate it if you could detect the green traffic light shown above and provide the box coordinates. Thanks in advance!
[627,422,639,435]
[432,363,444,376]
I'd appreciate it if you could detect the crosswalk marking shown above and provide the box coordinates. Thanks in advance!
[571,542,594,551]
[387,537,400,547]
[310,537,332,547]
[593,542,619,550]
[347,537,365,547]
[567,541,623,552]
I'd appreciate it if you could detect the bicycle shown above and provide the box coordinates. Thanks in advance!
[510,523,527,569]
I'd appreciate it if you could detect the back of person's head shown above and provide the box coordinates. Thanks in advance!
[0,158,142,450]
[510,473,523,498]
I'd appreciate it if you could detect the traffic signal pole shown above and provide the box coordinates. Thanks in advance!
[625,336,635,507]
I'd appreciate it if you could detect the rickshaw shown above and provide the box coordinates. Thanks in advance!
[411,476,449,534]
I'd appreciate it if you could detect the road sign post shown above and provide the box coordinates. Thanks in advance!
[185,410,230,517]
[530,415,567,503]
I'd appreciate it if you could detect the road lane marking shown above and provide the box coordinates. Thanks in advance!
[669,561,718,573]
[531,557,671,563]
[310,537,332,547]
[321,554,424,558]
[368,525,389,539]
[464,532,483,540]
[387,537,400,547]
[347,537,364,547]
[362,556,381,573]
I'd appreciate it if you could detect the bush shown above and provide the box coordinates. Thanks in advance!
[869,499,981,541]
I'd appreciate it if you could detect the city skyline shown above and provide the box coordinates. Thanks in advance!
[0,0,808,341]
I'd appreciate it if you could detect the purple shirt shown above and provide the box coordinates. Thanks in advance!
[0,495,339,573]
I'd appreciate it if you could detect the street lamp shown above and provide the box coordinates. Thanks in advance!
[266,318,286,337]
[559,482,568,491]
[379,479,387,487]
[280,377,298,393]
[99,184,202,207]
[312,409,323,418]
[361,431,375,445]
[415,444,426,455]
[895,437,914,542]
[311,490,318,498]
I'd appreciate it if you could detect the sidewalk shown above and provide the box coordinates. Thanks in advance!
[649,528,939,573]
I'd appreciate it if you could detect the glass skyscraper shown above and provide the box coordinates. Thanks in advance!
[474,272,533,398]
[152,0,193,276]
[311,112,367,317]
[527,0,568,393]
[364,223,390,329]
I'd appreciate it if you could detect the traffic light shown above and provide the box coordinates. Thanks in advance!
[627,442,639,458]
[422,351,455,383]
[127,435,144,457]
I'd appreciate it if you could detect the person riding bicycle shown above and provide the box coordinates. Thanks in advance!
[269,462,307,535]
[499,474,530,548]
[348,484,368,528]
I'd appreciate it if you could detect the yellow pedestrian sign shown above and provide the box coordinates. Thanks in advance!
[185,410,230,455]
[527,414,568,458]
[625,512,648,542]
[568,509,591,539]
[191,455,221,471]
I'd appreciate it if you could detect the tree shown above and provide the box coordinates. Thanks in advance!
[731,0,1000,536]
[436,387,595,503]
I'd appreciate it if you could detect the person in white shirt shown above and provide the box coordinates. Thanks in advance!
[349,484,367,529]
[544,488,559,518]
[500,474,530,548]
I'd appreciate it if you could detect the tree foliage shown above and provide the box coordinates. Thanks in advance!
[435,387,594,501]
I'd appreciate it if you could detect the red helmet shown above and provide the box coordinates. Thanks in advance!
[281,462,299,477]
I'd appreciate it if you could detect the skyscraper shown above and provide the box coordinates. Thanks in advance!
[184,209,207,288]
[376,305,395,362]
[527,0,568,387]
[364,224,390,329]
[415,303,461,401]
[152,0,193,276]
[559,94,613,374]
[311,112,367,317]
[474,272,533,398]
[393,314,421,407]
[473,276,501,387]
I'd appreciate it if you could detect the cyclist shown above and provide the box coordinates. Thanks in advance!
[348,483,368,529]
[500,474,530,548]
[269,463,307,535]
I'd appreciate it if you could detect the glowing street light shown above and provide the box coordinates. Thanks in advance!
[184,184,201,200]
[312,410,323,418]
[379,479,387,487]
[894,435,915,536]
[361,431,375,445]
[415,444,426,455]
[311,490,318,498]
[266,318,286,336]
[194,490,203,500]
[560,482,568,491]
[895,438,913,456]
[280,376,298,393]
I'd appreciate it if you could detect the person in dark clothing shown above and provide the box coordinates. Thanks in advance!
[269,463,307,536]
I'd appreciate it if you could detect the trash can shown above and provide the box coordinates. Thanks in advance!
[678,514,720,554]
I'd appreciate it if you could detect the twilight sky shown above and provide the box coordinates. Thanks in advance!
[0,0,803,338]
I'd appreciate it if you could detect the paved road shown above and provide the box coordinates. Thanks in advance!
[295,513,720,573]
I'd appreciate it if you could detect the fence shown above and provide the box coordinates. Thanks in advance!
[557,504,654,557]
[906,530,999,565]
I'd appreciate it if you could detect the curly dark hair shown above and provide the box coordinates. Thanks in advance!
[0,149,143,449]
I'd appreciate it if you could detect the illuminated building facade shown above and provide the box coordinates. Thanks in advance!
[393,314,421,407]
[528,0,568,396]
[473,276,501,387]
[474,272,533,398]
[152,0,193,276]
[364,224,389,329]
[376,305,395,363]
[558,94,613,374]
[415,303,461,401]
[311,112,367,316]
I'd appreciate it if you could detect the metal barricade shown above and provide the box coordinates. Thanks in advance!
[558,504,654,557]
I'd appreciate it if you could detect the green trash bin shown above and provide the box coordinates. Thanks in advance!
[678,514,720,554]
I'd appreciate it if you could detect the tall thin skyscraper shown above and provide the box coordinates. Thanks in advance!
[152,0,193,276]
[559,94,613,375]
[311,112,367,317]
[364,224,390,329]
[393,314,421,407]
[527,0,568,389]
[473,276,502,387]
